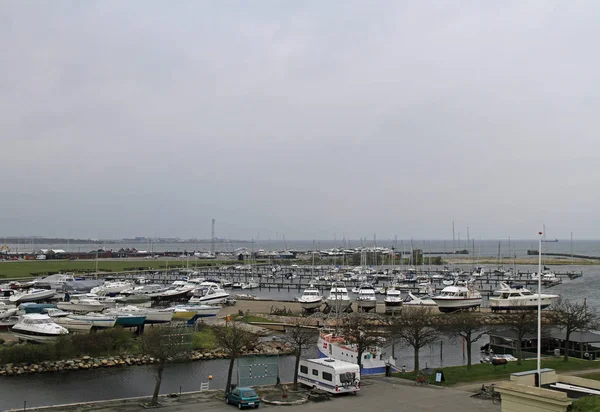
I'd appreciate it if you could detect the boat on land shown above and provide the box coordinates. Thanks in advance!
[297,284,323,312]
[0,303,18,319]
[189,282,230,305]
[317,331,393,375]
[111,305,174,324]
[56,296,106,312]
[171,304,221,320]
[91,281,134,295]
[402,292,437,307]
[326,282,353,313]
[489,282,559,312]
[44,308,93,332]
[431,281,482,313]
[384,287,403,314]
[67,312,117,329]
[120,284,170,298]
[356,283,377,312]
[11,314,69,342]
[9,288,56,304]
[102,308,146,327]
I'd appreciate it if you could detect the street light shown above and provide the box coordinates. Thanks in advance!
[537,231,542,387]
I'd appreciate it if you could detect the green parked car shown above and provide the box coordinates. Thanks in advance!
[226,387,260,409]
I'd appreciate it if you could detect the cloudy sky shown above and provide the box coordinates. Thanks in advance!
[1,1,599,240]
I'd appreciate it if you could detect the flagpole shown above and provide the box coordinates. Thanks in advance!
[537,231,542,387]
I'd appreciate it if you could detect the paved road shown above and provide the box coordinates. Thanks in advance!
[20,377,500,412]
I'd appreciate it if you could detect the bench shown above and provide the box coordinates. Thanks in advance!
[308,388,331,401]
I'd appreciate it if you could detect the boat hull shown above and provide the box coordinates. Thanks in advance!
[10,291,56,304]
[11,330,66,343]
[114,316,146,327]
[53,318,93,333]
[326,299,353,312]
[56,303,105,312]
[357,299,377,311]
[68,316,116,329]
[433,298,482,313]
[299,299,322,311]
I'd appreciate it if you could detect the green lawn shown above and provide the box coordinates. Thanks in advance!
[192,328,218,351]
[0,259,238,279]
[394,358,600,386]
[571,395,600,411]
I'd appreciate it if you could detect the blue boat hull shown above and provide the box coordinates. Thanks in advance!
[115,316,146,327]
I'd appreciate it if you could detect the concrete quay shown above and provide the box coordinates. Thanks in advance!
[10,376,500,412]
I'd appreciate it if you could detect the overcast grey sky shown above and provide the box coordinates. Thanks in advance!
[1,1,599,240]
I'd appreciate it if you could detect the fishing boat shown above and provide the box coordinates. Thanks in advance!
[356,283,377,312]
[326,282,352,312]
[402,292,437,307]
[431,281,482,313]
[317,331,393,375]
[9,288,56,304]
[56,296,106,312]
[189,282,230,305]
[44,308,93,332]
[11,314,69,342]
[489,282,560,312]
[384,287,403,314]
[67,312,117,329]
[297,284,323,312]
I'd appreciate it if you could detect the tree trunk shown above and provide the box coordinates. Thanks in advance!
[151,360,165,405]
[564,328,571,362]
[293,351,301,390]
[466,336,472,370]
[225,356,235,395]
[516,337,522,365]
[413,345,420,373]
[357,348,364,371]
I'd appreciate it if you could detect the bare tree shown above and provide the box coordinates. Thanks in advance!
[441,312,491,369]
[499,309,537,365]
[547,298,599,362]
[390,307,439,373]
[284,317,319,390]
[213,320,259,394]
[339,313,384,371]
[140,326,193,406]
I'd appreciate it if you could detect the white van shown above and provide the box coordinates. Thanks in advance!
[297,358,360,394]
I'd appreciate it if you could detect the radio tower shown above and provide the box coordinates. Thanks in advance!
[211,219,215,255]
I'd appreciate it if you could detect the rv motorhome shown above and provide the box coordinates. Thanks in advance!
[297,358,360,395]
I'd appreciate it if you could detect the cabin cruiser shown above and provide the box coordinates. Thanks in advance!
[241,279,259,290]
[157,282,196,301]
[431,281,482,313]
[402,292,437,307]
[9,288,56,304]
[44,308,93,332]
[297,284,323,312]
[67,312,117,329]
[318,331,393,375]
[0,303,18,319]
[31,274,76,290]
[57,296,106,312]
[326,282,352,312]
[110,305,173,324]
[489,282,560,312]
[91,281,134,296]
[11,314,69,342]
[356,283,377,312]
[189,282,230,305]
[120,284,170,298]
[384,287,403,314]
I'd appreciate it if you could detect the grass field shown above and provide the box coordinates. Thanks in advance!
[395,358,600,386]
[0,259,238,279]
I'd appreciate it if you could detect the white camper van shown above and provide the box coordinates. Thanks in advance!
[297,358,360,395]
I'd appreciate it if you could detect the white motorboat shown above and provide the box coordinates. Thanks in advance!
[57,296,106,312]
[120,284,170,298]
[9,288,56,304]
[68,312,117,329]
[220,279,233,288]
[356,283,377,312]
[297,284,323,312]
[189,282,230,305]
[431,281,482,313]
[489,282,560,312]
[11,314,69,342]
[32,274,76,289]
[91,281,134,295]
[402,292,438,307]
[45,308,93,332]
[0,288,16,304]
[241,279,259,290]
[171,304,221,320]
[232,282,243,289]
[0,315,19,328]
[0,303,18,319]
[112,305,174,324]
[384,287,403,314]
[326,282,352,312]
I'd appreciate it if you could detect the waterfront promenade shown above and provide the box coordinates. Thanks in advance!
[11,376,500,412]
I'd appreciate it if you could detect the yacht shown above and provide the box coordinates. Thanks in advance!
[189,282,230,305]
[11,314,69,342]
[356,283,377,312]
[489,282,560,312]
[402,292,438,307]
[326,282,352,312]
[297,284,323,312]
[90,281,134,296]
[431,281,482,313]
[67,312,117,329]
[56,296,106,312]
[9,288,56,304]
[384,287,403,314]
[241,279,259,290]
[44,308,93,332]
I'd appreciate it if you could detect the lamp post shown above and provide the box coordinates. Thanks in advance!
[537,231,542,387]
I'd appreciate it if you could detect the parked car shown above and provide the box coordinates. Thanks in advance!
[226,386,260,409]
